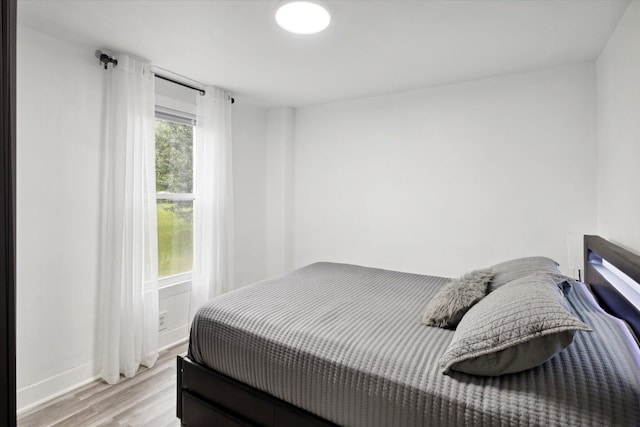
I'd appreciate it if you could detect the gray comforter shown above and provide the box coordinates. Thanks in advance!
[189,262,640,426]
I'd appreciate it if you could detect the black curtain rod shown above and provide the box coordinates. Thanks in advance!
[154,75,235,104]
[155,74,206,96]
[95,50,234,104]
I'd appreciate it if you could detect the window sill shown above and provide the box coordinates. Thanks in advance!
[159,277,192,299]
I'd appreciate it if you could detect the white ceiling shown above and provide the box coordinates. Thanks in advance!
[18,0,630,107]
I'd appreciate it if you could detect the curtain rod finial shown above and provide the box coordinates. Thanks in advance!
[96,50,118,70]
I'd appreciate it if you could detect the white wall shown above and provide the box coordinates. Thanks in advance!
[596,1,640,253]
[233,100,268,286]
[16,26,270,411]
[292,64,598,277]
[17,26,105,410]
[266,108,294,277]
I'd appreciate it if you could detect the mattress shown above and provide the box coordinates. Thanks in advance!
[188,262,640,427]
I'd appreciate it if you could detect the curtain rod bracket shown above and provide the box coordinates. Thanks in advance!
[95,50,117,70]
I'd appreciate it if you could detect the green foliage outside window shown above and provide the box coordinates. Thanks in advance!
[155,118,194,278]
[157,200,193,278]
[155,119,193,193]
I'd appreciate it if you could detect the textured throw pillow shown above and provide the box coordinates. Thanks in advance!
[490,256,574,294]
[422,269,492,329]
[439,273,591,376]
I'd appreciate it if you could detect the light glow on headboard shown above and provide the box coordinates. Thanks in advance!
[592,259,640,310]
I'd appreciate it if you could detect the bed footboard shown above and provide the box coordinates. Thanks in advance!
[177,355,336,427]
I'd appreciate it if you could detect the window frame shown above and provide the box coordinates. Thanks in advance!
[154,107,196,288]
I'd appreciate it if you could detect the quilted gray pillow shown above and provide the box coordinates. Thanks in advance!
[422,269,492,329]
[440,273,591,376]
[490,256,574,294]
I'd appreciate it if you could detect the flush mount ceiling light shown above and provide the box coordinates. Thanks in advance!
[275,1,331,35]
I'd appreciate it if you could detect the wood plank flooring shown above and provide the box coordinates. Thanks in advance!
[18,342,188,427]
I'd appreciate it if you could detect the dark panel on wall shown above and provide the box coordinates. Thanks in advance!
[0,0,17,425]
[584,235,640,340]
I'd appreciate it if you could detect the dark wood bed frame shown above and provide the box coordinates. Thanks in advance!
[177,235,640,426]
[176,353,336,427]
[584,235,640,339]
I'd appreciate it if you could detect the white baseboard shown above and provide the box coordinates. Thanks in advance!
[17,361,100,416]
[17,326,189,416]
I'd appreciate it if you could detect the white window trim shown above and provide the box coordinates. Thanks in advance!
[156,192,195,201]
[159,272,192,298]
[159,280,192,300]
[155,105,196,125]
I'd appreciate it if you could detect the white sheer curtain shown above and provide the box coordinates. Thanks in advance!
[99,54,159,384]
[190,86,235,321]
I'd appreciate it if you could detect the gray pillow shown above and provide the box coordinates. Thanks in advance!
[439,273,591,376]
[490,256,574,294]
[422,269,492,329]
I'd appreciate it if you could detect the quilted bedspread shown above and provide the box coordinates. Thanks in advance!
[189,262,640,426]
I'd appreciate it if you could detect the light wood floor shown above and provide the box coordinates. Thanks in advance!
[18,341,188,427]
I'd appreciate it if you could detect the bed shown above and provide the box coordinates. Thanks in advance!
[177,235,640,426]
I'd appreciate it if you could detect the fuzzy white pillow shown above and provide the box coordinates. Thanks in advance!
[422,269,492,329]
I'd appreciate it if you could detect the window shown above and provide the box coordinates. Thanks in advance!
[155,107,195,281]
